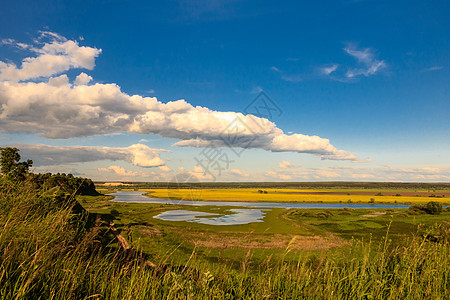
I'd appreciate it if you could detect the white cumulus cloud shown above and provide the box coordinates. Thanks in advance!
[0,32,366,162]
[229,168,249,177]
[74,72,93,85]
[278,160,299,169]
[0,32,101,82]
[98,165,141,177]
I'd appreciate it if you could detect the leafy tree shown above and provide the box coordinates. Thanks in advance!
[0,147,33,180]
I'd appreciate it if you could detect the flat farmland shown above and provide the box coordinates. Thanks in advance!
[144,188,450,205]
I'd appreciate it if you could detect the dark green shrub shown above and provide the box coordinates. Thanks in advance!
[408,201,443,215]
[110,209,120,217]
[426,201,443,215]
[338,211,351,215]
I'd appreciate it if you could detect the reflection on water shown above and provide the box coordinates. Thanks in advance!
[154,209,266,225]
[154,210,219,221]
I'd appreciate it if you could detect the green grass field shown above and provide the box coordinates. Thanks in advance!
[2,181,449,299]
[79,190,450,269]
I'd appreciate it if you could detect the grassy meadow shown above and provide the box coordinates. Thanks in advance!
[81,190,450,262]
[1,180,449,299]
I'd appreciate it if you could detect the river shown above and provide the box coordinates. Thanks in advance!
[108,191,409,226]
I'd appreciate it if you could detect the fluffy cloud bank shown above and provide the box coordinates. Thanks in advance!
[11,143,166,167]
[0,32,366,162]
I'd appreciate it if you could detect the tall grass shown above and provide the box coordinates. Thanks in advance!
[1,179,449,299]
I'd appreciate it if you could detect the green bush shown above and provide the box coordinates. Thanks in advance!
[426,201,443,214]
[110,209,120,217]
[338,211,351,215]
[409,201,443,215]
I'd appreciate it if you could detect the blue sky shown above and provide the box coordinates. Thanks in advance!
[0,0,449,182]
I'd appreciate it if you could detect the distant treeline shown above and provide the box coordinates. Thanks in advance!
[1,147,98,196]
[96,181,450,190]
[29,172,98,196]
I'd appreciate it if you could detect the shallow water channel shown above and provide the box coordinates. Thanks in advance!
[109,191,409,226]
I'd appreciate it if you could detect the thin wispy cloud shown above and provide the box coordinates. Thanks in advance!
[321,64,338,75]
[280,44,385,83]
[422,66,443,72]
[271,66,303,83]
[250,86,263,94]
[343,44,386,78]
[281,74,302,83]
[317,44,386,81]
[271,66,281,72]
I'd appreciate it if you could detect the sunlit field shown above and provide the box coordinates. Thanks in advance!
[142,188,450,205]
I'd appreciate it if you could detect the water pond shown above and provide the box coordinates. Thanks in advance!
[153,209,267,225]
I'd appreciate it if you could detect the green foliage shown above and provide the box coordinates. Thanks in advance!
[288,209,334,219]
[409,201,443,215]
[29,172,99,196]
[425,201,443,214]
[0,147,98,196]
[110,209,120,217]
[0,147,33,180]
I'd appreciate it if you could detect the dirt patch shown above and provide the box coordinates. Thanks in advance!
[181,231,347,251]
[361,212,387,218]
[133,225,163,237]
[94,206,111,210]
